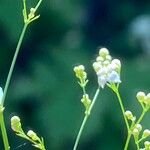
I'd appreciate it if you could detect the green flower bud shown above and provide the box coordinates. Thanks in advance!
[144,93,150,107]
[135,124,142,132]
[99,48,109,57]
[27,130,38,141]
[125,110,135,121]
[28,8,36,19]
[142,129,150,138]
[132,128,139,137]
[81,94,91,115]
[136,91,145,103]
[96,56,104,62]
[93,62,102,72]
[74,65,87,80]
[144,141,150,149]
[106,55,112,61]
[11,116,22,132]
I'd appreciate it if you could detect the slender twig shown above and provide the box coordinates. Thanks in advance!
[0,108,10,150]
[73,88,100,150]
[2,24,28,106]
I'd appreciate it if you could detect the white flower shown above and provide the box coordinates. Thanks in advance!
[0,87,3,105]
[107,71,121,83]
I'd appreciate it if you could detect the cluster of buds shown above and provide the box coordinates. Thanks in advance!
[132,124,142,141]
[74,65,88,88]
[136,92,150,109]
[140,141,150,150]
[11,116,45,150]
[124,110,136,122]
[93,48,121,88]
[81,94,91,115]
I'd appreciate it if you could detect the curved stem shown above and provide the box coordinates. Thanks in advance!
[73,88,100,150]
[0,108,10,150]
[2,24,28,106]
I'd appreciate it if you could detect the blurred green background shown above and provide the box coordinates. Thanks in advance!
[0,0,150,149]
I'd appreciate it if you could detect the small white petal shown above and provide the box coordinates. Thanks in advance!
[98,75,107,88]
[0,87,4,105]
[107,71,121,83]
[97,67,108,76]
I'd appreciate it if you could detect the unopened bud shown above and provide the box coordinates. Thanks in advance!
[99,48,109,57]
[11,116,21,132]
[27,130,38,141]
[136,91,145,103]
[142,129,150,138]
[124,110,135,121]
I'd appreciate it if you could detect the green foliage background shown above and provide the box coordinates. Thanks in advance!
[0,0,150,149]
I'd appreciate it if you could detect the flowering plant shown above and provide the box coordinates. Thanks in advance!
[0,1,150,150]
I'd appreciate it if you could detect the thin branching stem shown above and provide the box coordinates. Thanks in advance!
[73,88,100,150]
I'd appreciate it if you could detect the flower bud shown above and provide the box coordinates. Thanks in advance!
[136,91,145,103]
[28,8,36,19]
[144,93,150,106]
[106,55,112,61]
[81,94,91,115]
[99,48,109,57]
[74,65,86,79]
[27,130,38,141]
[135,124,142,132]
[124,110,135,121]
[96,56,104,62]
[142,129,150,138]
[132,128,139,136]
[144,141,150,149]
[11,116,22,132]
[93,62,102,72]
[0,87,3,105]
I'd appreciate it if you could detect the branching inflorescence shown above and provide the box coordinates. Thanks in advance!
[73,48,150,150]
[0,0,149,149]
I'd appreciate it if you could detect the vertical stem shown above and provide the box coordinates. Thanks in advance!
[73,115,88,150]
[73,88,100,150]
[124,132,131,150]
[2,24,28,106]
[0,108,10,150]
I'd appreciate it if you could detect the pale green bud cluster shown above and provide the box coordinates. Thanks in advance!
[11,116,45,150]
[132,124,142,141]
[81,94,91,115]
[93,47,121,88]
[74,65,88,88]
[144,141,150,150]
[136,91,150,109]
[124,110,136,121]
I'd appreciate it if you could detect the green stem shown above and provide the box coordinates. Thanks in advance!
[136,109,147,124]
[115,89,129,131]
[124,132,131,150]
[73,88,100,150]
[2,24,28,106]
[0,108,10,150]
[35,0,43,11]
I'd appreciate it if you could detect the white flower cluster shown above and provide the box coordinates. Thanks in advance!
[93,48,121,88]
